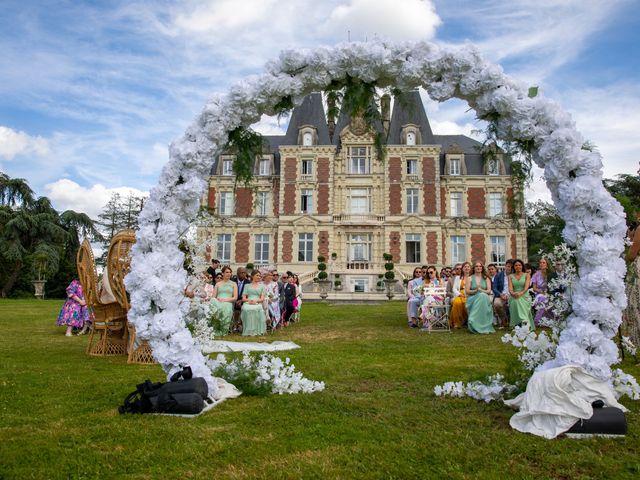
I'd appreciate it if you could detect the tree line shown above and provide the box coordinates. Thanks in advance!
[0,172,145,298]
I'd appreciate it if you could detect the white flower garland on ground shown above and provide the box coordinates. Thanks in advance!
[124,39,629,397]
[208,352,325,395]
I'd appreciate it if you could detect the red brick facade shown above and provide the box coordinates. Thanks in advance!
[388,157,402,215]
[235,232,249,263]
[283,157,297,215]
[471,234,485,263]
[317,157,330,214]
[235,187,253,217]
[389,231,401,262]
[511,233,517,259]
[207,186,216,210]
[319,230,329,258]
[440,186,446,218]
[282,231,293,262]
[467,188,486,218]
[422,156,437,216]
[427,231,438,264]
[441,232,447,265]
[506,187,514,216]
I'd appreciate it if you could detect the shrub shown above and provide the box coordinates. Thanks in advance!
[317,255,326,263]
[334,280,342,287]
[383,253,393,262]
[246,263,255,270]
[318,271,328,280]
[384,271,395,280]
[334,273,340,279]
[318,262,327,271]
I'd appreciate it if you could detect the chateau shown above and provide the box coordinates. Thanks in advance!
[203,91,526,292]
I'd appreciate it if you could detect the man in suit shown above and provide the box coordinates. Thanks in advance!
[491,259,513,329]
[232,267,248,332]
[282,272,297,325]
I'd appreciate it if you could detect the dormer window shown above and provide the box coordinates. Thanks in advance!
[487,158,499,175]
[222,159,233,176]
[401,125,421,145]
[450,158,461,175]
[258,158,270,176]
[299,126,316,146]
[406,132,416,146]
[302,132,313,146]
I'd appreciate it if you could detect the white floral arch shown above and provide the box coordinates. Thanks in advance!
[125,40,627,396]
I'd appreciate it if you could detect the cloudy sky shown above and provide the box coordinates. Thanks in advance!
[1,0,638,217]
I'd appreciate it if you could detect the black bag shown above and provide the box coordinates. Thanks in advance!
[567,400,627,436]
[118,366,209,415]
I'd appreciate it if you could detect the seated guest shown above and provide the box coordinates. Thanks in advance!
[241,270,267,336]
[446,264,462,302]
[283,273,297,326]
[508,259,533,330]
[439,267,449,284]
[420,266,445,330]
[466,261,495,334]
[209,266,237,336]
[450,262,470,328]
[406,267,424,328]
[531,258,551,326]
[490,260,512,329]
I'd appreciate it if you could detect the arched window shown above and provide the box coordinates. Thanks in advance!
[302,132,313,146]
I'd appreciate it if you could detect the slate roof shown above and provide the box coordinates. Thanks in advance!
[210,92,510,176]
[387,90,435,145]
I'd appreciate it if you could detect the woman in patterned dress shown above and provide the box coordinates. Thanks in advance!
[209,266,237,336]
[56,279,93,336]
[531,258,550,326]
[420,266,445,330]
[241,270,267,336]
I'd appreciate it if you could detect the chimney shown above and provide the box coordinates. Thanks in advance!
[381,94,391,135]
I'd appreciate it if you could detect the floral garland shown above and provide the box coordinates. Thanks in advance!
[125,40,628,396]
[209,352,325,396]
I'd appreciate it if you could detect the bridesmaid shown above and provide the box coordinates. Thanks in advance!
[241,270,267,336]
[508,259,534,330]
[450,262,470,328]
[466,261,495,334]
[209,266,237,336]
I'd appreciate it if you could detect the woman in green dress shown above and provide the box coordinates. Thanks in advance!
[241,270,267,336]
[508,259,534,330]
[466,261,495,334]
[209,266,238,336]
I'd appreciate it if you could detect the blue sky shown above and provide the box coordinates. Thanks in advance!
[1,0,638,217]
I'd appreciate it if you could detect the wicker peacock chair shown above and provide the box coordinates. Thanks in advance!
[105,229,156,364]
[77,239,128,356]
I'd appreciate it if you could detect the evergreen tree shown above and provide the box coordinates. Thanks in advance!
[96,192,144,265]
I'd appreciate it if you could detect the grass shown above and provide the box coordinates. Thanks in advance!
[1,299,639,480]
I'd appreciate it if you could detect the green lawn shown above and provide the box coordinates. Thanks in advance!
[1,299,639,479]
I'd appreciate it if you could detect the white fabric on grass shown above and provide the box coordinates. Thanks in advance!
[202,340,300,354]
[505,365,627,439]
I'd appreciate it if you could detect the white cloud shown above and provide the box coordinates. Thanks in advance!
[326,0,441,41]
[0,126,49,159]
[252,115,288,136]
[45,178,148,219]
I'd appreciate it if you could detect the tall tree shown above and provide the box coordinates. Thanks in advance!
[0,173,100,297]
[96,192,144,265]
[526,200,565,265]
[604,173,640,222]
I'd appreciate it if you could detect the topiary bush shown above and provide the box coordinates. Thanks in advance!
[318,271,328,280]
[382,252,395,281]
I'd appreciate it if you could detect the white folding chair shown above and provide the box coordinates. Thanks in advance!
[419,285,450,333]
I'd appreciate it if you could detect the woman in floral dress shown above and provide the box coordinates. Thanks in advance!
[241,270,267,336]
[531,258,550,326]
[263,269,281,329]
[56,279,92,336]
[209,266,237,336]
[420,266,444,330]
